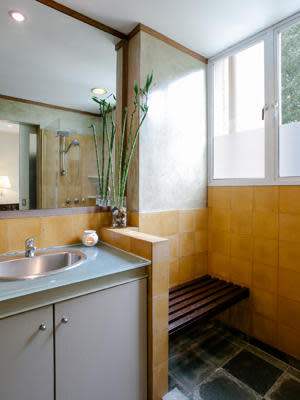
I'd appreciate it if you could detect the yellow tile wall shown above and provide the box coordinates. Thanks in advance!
[208,186,300,359]
[0,212,112,254]
[129,209,208,288]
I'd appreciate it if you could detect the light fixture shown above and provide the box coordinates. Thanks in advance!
[9,11,26,23]
[91,88,107,95]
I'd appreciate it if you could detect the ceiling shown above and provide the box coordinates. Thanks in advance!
[59,0,300,57]
[0,0,117,113]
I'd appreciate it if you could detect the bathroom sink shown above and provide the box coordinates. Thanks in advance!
[0,249,86,280]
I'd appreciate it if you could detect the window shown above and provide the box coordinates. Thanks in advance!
[279,21,300,177]
[213,42,265,179]
[209,12,300,185]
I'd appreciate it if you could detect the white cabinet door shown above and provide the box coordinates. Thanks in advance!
[55,278,147,400]
[0,305,54,400]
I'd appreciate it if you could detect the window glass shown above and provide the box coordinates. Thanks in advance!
[213,42,265,179]
[279,22,300,177]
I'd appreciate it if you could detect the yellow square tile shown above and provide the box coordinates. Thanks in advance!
[169,260,179,288]
[194,252,208,278]
[254,186,279,212]
[210,186,231,209]
[152,240,169,262]
[195,208,208,231]
[99,211,112,226]
[278,296,300,333]
[278,268,300,302]
[279,240,300,273]
[130,237,152,260]
[7,217,43,252]
[179,232,195,257]
[41,216,75,247]
[209,208,230,232]
[208,252,230,279]
[208,187,213,207]
[152,260,169,296]
[230,234,253,261]
[139,212,162,236]
[252,313,276,346]
[280,186,300,214]
[279,213,300,243]
[252,263,277,293]
[178,255,195,283]
[253,211,278,240]
[230,257,252,286]
[278,324,300,359]
[253,237,278,266]
[252,288,277,320]
[0,219,8,254]
[153,328,168,368]
[153,360,168,400]
[73,213,100,241]
[167,234,179,261]
[231,187,254,211]
[229,303,252,335]
[209,231,230,256]
[231,209,253,235]
[195,230,208,253]
[179,210,195,233]
[152,293,169,333]
[161,211,179,236]
[127,211,139,227]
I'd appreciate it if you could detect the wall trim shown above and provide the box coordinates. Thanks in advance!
[127,23,208,64]
[36,0,127,40]
[0,94,99,117]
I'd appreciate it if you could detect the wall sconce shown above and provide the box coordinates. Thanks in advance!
[0,176,11,201]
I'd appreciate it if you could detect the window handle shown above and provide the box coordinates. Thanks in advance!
[262,104,269,120]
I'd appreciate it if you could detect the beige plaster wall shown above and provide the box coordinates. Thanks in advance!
[138,32,207,212]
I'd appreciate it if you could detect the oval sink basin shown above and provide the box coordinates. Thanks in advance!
[0,249,86,280]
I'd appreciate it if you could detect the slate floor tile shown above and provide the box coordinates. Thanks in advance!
[169,331,193,358]
[163,388,191,400]
[193,370,260,400]
[169,348,215,392]
[224,349,283,395]
[268,376,300,400]
[195,334,241,366]
[169,374,179,392]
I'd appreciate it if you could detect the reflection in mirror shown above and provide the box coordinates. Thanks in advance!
[0,0,118,211]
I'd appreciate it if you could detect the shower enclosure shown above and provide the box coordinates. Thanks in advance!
[41,127,98,208]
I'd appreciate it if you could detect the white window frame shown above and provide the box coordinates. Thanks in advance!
[208,11,300,186]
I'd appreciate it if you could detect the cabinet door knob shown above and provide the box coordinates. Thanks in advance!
[61,316,69,324]
[39,323,47,331]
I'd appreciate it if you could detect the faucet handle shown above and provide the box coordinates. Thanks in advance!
[25,236,39,247]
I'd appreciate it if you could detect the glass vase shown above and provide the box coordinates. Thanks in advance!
[111,197,127,228]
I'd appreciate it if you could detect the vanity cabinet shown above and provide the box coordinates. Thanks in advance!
[0,305,54,400]
[55,278,147,400]
[0,278,147,400]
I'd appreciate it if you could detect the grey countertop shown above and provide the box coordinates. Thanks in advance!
[0,242,150,303]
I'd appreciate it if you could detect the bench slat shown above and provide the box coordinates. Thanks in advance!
[169,287,249,334]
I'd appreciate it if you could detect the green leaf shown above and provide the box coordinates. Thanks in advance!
[133,80,138,94]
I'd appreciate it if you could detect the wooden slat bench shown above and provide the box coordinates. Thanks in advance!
[168,275,249,335]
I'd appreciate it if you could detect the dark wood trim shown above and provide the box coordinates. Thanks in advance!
[115,40,128,51]
[36,0,127,40]
[0,206,107,219]
[129,23,208,64]
[0,94,99,117]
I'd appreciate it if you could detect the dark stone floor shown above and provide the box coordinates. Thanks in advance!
[164,321,300,400]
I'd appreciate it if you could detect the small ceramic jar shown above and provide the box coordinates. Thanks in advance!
[82,230,98,247]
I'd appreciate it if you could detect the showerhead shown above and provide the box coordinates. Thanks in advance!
[65,139,80,153]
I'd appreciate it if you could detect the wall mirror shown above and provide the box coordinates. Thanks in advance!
[0,0,119,212]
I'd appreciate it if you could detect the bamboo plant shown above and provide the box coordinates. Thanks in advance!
[90,73,153,211]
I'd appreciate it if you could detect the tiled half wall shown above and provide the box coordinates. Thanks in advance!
[208,185,300,360]
[128,209,209,288]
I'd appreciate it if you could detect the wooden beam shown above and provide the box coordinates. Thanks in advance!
[129,23,208,64]
[0,94,99,117]
[36,0,128,40]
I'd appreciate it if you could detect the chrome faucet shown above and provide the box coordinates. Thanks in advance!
[25,237,37,258]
